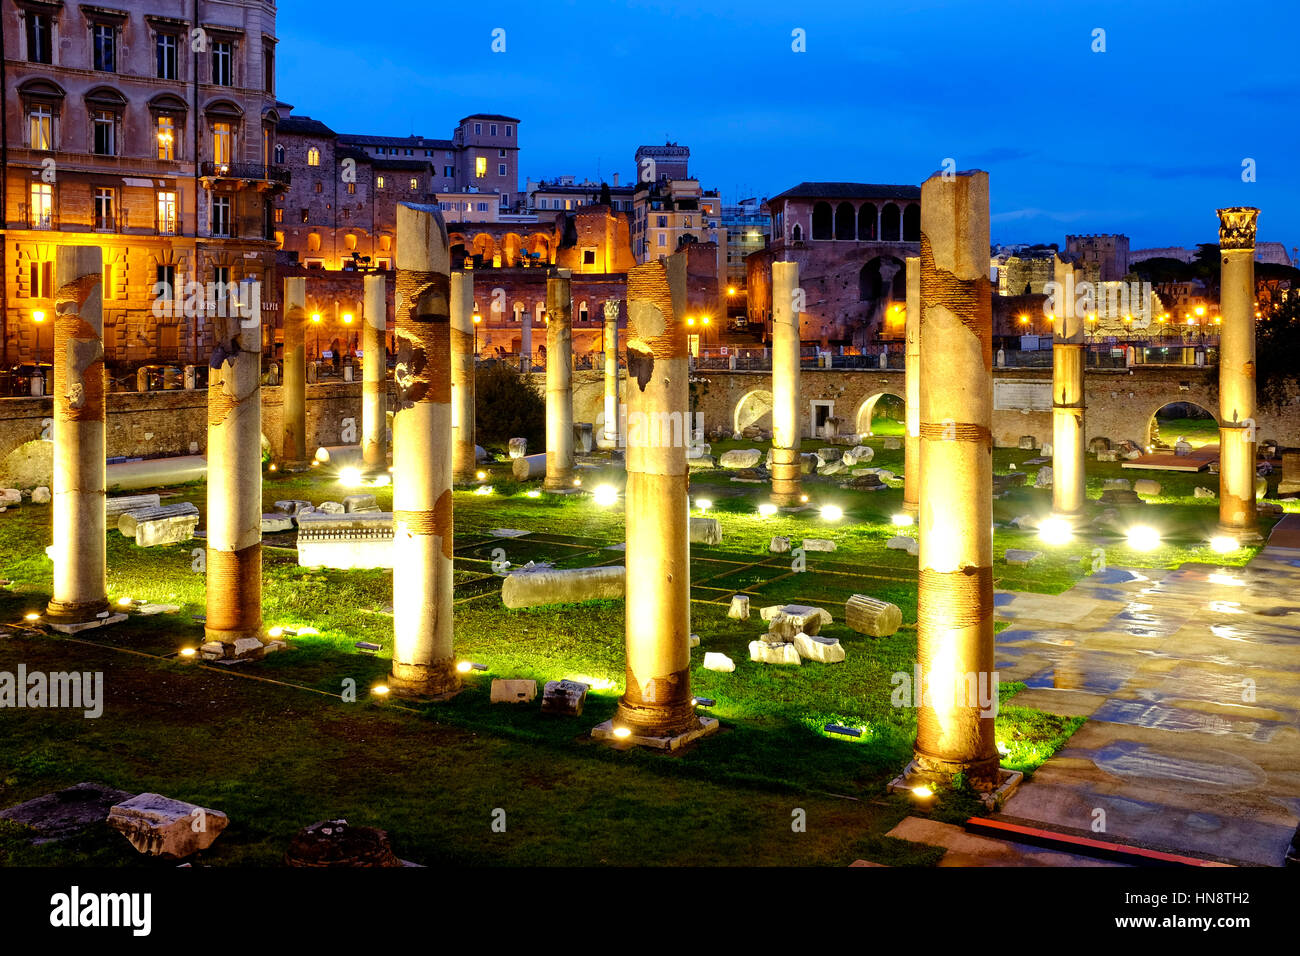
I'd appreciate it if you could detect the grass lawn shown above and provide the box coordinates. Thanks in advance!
[0,430,1276,866]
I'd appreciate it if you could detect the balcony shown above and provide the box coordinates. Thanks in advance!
[199,161,291,190]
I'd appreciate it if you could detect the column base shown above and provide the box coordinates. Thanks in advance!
[591,716,719,752]
[388,660,462,700]
[1215,524,1264,545]
[889,757,1023,811]
[902,500,919,515]
[279,459,312,474]
[542,477,576,492]
[44,597,111,625]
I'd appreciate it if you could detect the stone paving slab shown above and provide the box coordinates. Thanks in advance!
[886,816,1123,867]
[998,544,1300,866]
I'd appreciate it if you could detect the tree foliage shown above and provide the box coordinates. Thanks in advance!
[474,362,545,451]
[1255,289,1300,409]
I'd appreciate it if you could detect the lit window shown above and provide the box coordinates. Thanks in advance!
[347,182,355,195]
[155,115,176,160]
[376,176,384,188]
[28,105,52,150]
[475,156,487,178]
[307,146,320,166]
[157,190,177,234]
[29,183,53,229]
[410,178,418,191]
[212,122,232,164]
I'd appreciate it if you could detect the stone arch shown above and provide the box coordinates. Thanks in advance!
[791,223,803,241]
[858,202,877,241]
[811,202,832,241]
[1145,399,1220,450]
[526,232,551,263]
[834,202,856,241]
[881,203,901,242]
[577,300,589,322]
[502,232,522,266]
[854,391,906,437]
[859,255,906,303]
[733,388,774,435]
[471,233,495,262]
[902,203,921,241]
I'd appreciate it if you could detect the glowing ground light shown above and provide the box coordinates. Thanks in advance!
[338,466,363,487]
[473,485,494,496]
[911,785,934,799]
[799,494,809,503]
[457,661,488,672]
[118,596,133,606]
[573,477,582,487]
[891,513,914,527]
[758,503,778,517]
[1126,526,1161,552]
[24,613,40,621]
[525,490,541,498]
[695,498,712,511]
[1038,516,1073,546]
[820,504,843,521]
[612,727,631,739]
[269,464,277,472]
[371,685,390,696]
[180,647,196,658]
[476,471,487,480]
[1210,535,1239,554]
[592,484,619,506]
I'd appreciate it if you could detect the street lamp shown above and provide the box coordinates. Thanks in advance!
[342,312,354,357]
[472,308,482,357]
[311,312,321,363]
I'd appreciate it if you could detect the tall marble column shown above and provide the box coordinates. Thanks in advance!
[1051,257,1086,519]
[903,255,921,514]
[606,253,716,746]
[912,169,999,791]
[1217,207,1261,541]
[361,274,387,471]
[601,299,621,448]
[450,270,477,481]
[281,277,307,468]
[389,202,459,697]
[543,271,575,490]
[205,294,263,653]
[46,247,109,624]
[770,260,802,505]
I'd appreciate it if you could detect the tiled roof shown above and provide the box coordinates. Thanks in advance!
[769,181,920,202]
[277,115,336,137]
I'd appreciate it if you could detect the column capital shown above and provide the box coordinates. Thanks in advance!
[1217,207,1259,250]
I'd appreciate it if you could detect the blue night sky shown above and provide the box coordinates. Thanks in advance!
[277,0,1298,253]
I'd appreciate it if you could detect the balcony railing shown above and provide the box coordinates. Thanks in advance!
[199,161,291,186]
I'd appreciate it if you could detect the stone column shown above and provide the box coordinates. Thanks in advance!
[46,247,109,624]
[204,290,263,653]
[609,253,715,745]
[450,271,477,481]
[389,202,459,697]
[361,274,387,471]
[912,170,999,791]
[770,260,802,505]
[1051,257,1086,519]
[281,277,307,468]
[520,309,532,373]
[903,255,921,513]
[601,299,621,448]
[543,271,574,490]
[1217,207,1261,541]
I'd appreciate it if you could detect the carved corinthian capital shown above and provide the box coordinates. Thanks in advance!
[1217,207,1259,250]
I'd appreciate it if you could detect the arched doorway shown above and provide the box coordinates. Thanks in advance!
[1147,401,1219,450]
[812,202,832,240]
[835,202,856,240]
[855,392,905,437]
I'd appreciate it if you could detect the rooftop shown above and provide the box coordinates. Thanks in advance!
[769,181,921,202]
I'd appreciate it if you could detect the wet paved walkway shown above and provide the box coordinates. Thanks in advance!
[994,528,1300,866]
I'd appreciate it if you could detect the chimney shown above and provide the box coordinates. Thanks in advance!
[613,173,620,187]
